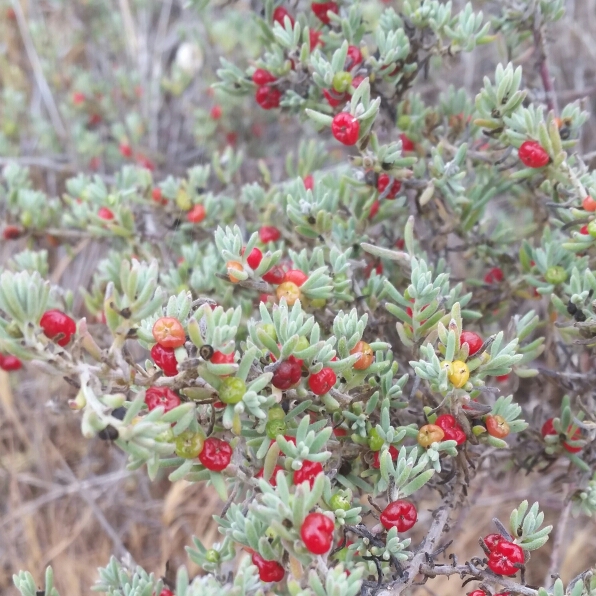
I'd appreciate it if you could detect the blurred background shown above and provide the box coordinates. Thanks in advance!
[1,0,596,594]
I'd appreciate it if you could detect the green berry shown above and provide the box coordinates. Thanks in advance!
[268,406,286,421]
[588,221,596,238]
[174,430,205,458]
[219,377,246,404]
[261,323,277,341]
[397,115,411,129]
[329,493,351,511]
[368,427,384,451]
[205,549,220,563]
[332,72,352,93]
[544,265,567,285]
[266,419,287,440]
[295,335,310,352]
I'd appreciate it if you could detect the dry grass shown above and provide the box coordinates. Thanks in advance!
[1,0,596,594]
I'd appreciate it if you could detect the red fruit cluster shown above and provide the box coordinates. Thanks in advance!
[145,386,181,412]
[380,500,417,532]
[272,6,295,27]
[251,552,285,582]
[255,86,282,110]
[40,309,76,346]
[377,173,401,199]
[150,343,179,376]
[0,354,22,372]
[484,267,504,284]
[331,113,360,145]
[199,437,233,471]
[460,330,483,356]
[308,367,337,395]
[241,246,263,270]
[256,464,284,486]
[272,355,303,389]
[518,141,550,168]
[187,204,206,223]
[301,512,334,554]
[259,226,281,243]
[435,414,466,445]
[293,460,324,487]
[312,1,339,24]
[484,536,524,576]
[372,445,398,469]
[3,225,22,240]
[541,418,582,453]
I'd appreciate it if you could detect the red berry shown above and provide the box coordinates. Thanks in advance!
[309,30,324,49]
[187,204,206,223]
[541,418,582,453]
[303,175,314,190]
[98,207,114,220]
[152,187,167,204]
[484,267,504,284]
[199,437,233,471]
[273,6,295,27]
[323,88,349,107]
[496,374,510,383]
[468,591,487,596]
[331,113,360,146]
[153,317,186,348]
[251,552,285,583]
[242,246,263,270]
[0,354,23,372]
[159,590,174,596]
[395,238,405,249]
[259,226,281,243]
[255,86,282,110]
[40,310,76,346]
[262,265,286,285]
[518,141,550,168]
[260,294,272,305]
[211,351,235,365]
[380,500,417,532]
[365,260,383,278]
[352,75,365,88]
[345,45,363,70]
[486,540,524,576]
[308,367,337,395]
[136,154,155,171]
[252,69,277,86]
[272,356,303,389]
[210,105,222,120]
[400,133,415,152]
[580,225,589,235]
[144,386,181,412]
[301,512,335,554]
[369,199,380,219]
[484,533,504,552]
[293,460,324,487]
[283,269,308,287]
[372,445,398,469]
[377,173,401,199]
[582,195,596,212]
[88,113,102,126]
[119,143,132,157]
[460,331,483,356]
[72,92,85,105]
[256,464,284,486]
[150,344,179,376]
[435,414,466,445]
[311,1,339,24]
[3,225,22,240]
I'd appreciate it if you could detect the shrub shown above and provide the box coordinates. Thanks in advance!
[2,1,596,596]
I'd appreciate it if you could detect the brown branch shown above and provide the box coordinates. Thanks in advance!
[376,477,465,596]
[532,10,558,114]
